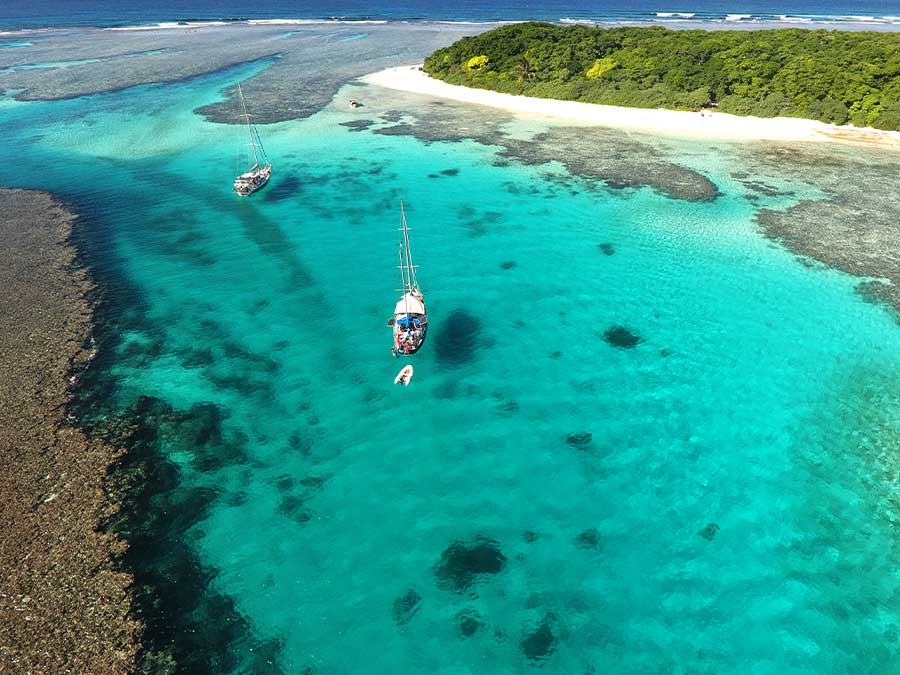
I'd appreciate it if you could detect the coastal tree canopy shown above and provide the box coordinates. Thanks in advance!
[423,23,900,130]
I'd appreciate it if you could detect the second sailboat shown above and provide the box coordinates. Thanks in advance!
[389,202,427,357]
[232,83,271,196]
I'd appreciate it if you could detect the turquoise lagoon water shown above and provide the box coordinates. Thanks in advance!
[3,59,900,673]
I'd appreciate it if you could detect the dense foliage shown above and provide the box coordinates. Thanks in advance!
[424,23,900,130]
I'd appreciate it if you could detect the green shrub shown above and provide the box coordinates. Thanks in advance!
[586,57,617,79]
[466,55,490,71]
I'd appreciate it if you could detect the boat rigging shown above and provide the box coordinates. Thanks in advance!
[232,83,271,196]
[388,201,427,357]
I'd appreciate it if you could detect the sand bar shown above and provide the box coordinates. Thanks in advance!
[364,65,900,148]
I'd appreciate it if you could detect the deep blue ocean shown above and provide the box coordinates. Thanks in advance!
[3,0,900,30]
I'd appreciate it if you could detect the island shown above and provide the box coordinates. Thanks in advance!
[422,23,900,131]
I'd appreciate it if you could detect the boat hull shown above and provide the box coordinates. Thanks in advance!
[392,321,427,357]
[390,291,427,356]
[233,165,271,196]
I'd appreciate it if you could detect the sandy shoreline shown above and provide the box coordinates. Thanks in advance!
[363,65,900,148]
[0,189,137,673]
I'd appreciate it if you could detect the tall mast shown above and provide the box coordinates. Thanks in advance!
[237,83,260,168]
[397,235,407,294]
[400,201,417,291]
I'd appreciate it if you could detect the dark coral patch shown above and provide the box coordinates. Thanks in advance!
[118,337,164,367]
[222,341,280,374]
[498,400,520,414]
[289,429,313,456]
[299,475,327,489]
[275,474,294,492]
[522,530,540,543]
[603,325,643,349]
[566,432,592,449]
[380,110,407,123]
[179,347,215,368]
[521,613,557,661]
[698,522,720,541]
[740,179,794,197]
[549,350,563,360]
[433,379,458,399]
[226,491,248,507]
[339,119,375,132]
[94,395,287,672]
[435,537,506,592]
[279,494,303,514]
[460,210,502,238]
[363,387,384,403]
[499,260,517,270]
[278,495,311,526]
[374,123,417,137]
[598,243,615,256]
[139,400,251,473]
[177,403,224,447]
[204,371,269,397]
[391,588,421,626]
[434,309,482,369]
[575,527,601,549]
[456,608,485,638]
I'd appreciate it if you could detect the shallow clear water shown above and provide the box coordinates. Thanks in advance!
[2,36,900,674]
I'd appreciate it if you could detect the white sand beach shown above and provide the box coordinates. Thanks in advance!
[364,65,900,148]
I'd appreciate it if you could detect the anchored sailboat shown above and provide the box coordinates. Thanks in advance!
[232,83,271,196]
[388,202,427,357]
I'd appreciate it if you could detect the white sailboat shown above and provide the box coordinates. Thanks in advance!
[388,202,427,357]
[232,83,271,196]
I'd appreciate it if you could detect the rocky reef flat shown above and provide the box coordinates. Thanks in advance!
[0,189,137,673]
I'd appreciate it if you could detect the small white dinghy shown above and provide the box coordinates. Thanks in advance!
[394,365,414,386]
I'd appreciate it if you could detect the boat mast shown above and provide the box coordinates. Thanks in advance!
[400,201,418,292]
[237,83,260,168]
[397,234,407,295]
[397,201,420,318]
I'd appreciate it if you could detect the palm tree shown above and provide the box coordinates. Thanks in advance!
[515,57,534,82]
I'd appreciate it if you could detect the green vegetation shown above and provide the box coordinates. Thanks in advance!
[424,23,900,130]
[466,55,490,71]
